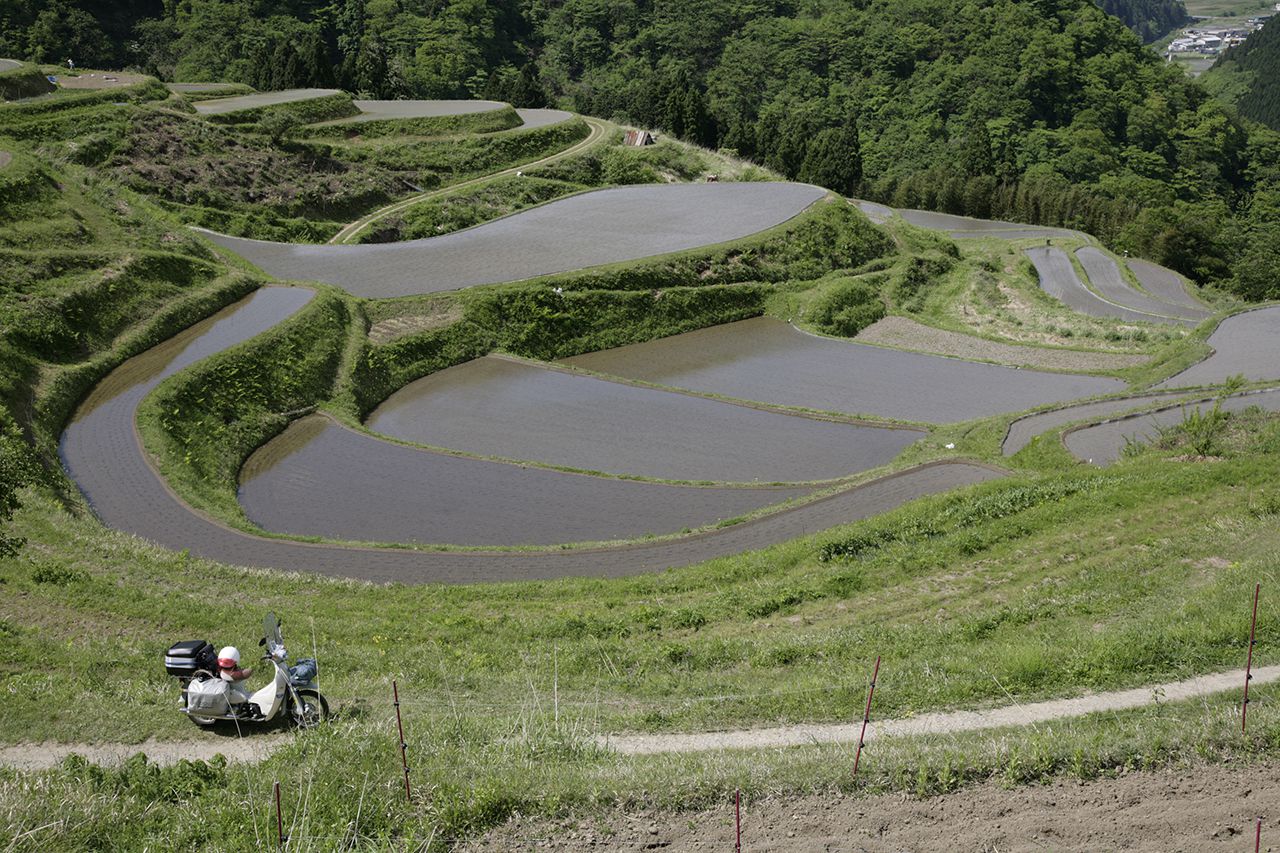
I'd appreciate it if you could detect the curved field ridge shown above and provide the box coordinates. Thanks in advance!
[240,415,812,546]
[1158,306,1280,388]
[1075,247,1205,324]
[57,286,1005,582]
[367,356,921,482]
[203,183,828,298]
[565,317,1124,423]
[1002,392,1199,456]
[601,665,1280,755]
[1065,387,1280,466]
[193,88,341,115]
[1128,258,1209,312]
[1026,246,1171,325]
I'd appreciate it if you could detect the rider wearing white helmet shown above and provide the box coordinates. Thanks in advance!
[217,646,254,705]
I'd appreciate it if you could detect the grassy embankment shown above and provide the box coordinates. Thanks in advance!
[1,410,1279,847]
[0,63,54,101]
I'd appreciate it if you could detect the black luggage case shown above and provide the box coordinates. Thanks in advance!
[164,640,215,678]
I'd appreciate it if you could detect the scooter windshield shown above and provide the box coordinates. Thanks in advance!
[263,613,283,651]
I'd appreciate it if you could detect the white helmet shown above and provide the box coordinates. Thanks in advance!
[217,646,241,668]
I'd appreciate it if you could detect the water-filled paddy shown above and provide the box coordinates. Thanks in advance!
[1026,246,1169,325]
[368,356,921,482]
[564,317,1124,423]
[193,88,341,115]
[239,416,812,546]
[1075,247,1203,324]
[1127,259,1209,312]
[1159,306,1280,388]
[201,183,828,298]
[1065,388,1280,465]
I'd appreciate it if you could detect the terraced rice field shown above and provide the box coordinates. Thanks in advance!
[239,415,813,546]
[1159,306,1280,387]
[513,108,575,128]
[367,356,921,482]
[193,88,341,115]
[166,82,240,93]
[898,210,1078,239]
[1026,246,1179,324]
[202,183,828,297]
[1075,247,1205,324]
[341,99,507,121]
[564,317,1123,423]
[1064,387,1280,465]
[1128,259,1210,312]
[1002,392,1201,456]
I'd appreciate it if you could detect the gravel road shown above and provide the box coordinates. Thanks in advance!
[1076,247,1205,324]
[367,356,920,483]
[1065,387,1280,465]
[565,317,1123,423]
[1159,306,1280,387]
[193,88,341,115]
[201,183,828,297]
[1026,246,1172,324]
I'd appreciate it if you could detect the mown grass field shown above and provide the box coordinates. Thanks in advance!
[2,72,1280,851]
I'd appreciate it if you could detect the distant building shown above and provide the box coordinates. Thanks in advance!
[624,130,655,147]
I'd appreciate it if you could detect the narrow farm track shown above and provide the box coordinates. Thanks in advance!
[59,287,1005,583]
[4,665,1274,770]
[327,114,607,244]
[601,665,1280,756]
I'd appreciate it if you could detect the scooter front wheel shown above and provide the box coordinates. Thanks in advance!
[290,689,329,728]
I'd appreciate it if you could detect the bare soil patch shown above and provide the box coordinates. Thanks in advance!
[368,302,464,344]
[53,70,147,90]
[0,735,284,770]
[463,763,1280,852]
[856,316,1146,373]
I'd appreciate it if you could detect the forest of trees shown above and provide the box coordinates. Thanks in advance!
[0,0,1278,299]
[1095,0,1190,44]
[1209,18,1280,131]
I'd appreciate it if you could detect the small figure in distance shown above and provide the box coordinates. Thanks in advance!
[66,58,74,72]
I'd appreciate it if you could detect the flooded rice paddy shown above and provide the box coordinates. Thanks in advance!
[1126,259,1208,312]
[367,356,921,482]
[240,416,812,546]
[1159,306,1280,388]
[1064,388,1280,466]
[1025,246,1173,325]
[201,183,827,298]
[563,317,1123,423]
[1075,248,1203,325]
[193,88,342,115]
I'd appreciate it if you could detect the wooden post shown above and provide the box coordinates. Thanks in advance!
[853,656,881,778]
[735,788,741,853]
[393,680,412,801]
[1245,584,1260,733]
[274,780,286,849]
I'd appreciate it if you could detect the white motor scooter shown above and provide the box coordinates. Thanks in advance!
[164,613,329,728]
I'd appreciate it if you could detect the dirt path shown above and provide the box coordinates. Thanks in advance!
[328,115,607,244]
[600,665,1280,755]
[464,762,1280,852]
[0,735,286,770]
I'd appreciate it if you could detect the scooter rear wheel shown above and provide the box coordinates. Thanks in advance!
[291,688,329,728]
